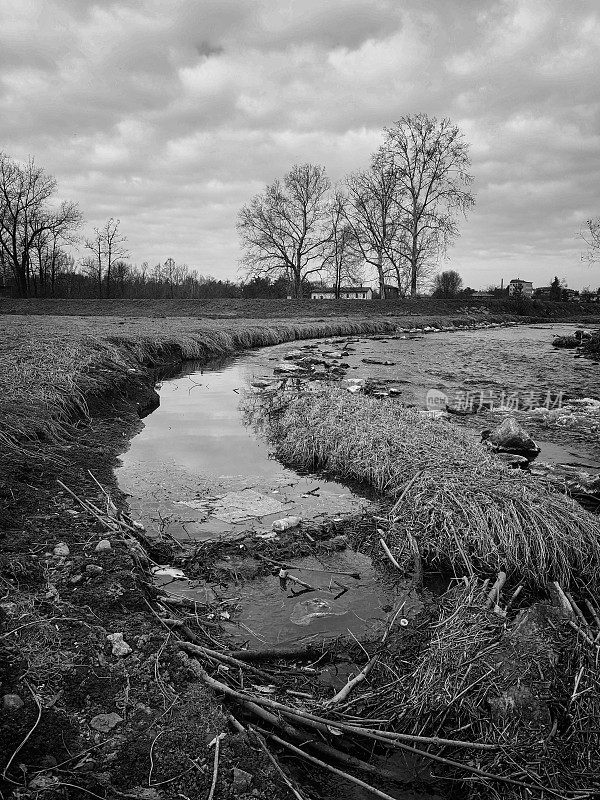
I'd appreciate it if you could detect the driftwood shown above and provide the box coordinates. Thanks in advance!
[257,554,361,579]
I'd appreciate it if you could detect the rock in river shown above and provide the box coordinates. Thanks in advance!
[485,416,540,459]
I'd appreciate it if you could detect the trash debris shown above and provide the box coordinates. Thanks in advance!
[272,515,302,531]
[290,597,348,626]
[151,566,187,580]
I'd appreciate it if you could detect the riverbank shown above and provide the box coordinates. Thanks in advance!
[1,310,600,799]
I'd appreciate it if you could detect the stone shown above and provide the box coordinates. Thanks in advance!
[53,542,70,557]
[107,632,132,657]
[485,416,540,457]
[86,564,104,575]
[90,712,123,733]
[95,539,112,553]
[2,693,24,712]
[232,767,253,791]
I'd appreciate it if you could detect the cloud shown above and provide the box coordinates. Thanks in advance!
[0,0,599,287]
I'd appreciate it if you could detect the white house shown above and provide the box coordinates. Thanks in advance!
[311,286,373,300]
[508,279,533,298]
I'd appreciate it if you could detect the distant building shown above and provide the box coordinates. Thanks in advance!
[471,290,495,299]
[534,286,552,299]
[562,288,580,301]
[311,286,373,300]
[508,279,533,298]
[382,285,401,299]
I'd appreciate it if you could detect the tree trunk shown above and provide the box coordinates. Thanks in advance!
[377,251,386,299]
[410,219,418,297]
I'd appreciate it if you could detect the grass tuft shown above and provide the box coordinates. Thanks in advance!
[249,386,600,589]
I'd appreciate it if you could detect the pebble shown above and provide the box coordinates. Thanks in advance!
[2,693,24,712]
[86,564,103,575]
[107,632,132,657]
[90,712,123,733]
[53,542,70,557]
[95,539,112,553]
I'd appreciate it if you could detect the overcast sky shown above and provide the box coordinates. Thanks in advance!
[1,0,599,289]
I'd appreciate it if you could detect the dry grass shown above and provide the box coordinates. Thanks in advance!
[389,581,600,798]
[0,314,395,458]
[251,386,600,589]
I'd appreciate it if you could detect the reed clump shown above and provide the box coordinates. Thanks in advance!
[389,581,600,798]
[254,386,600,589]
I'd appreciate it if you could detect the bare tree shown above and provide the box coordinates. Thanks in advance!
[379,114,475,297]
[84,218,128,298]
[237,164,331,298]
[343,158,403,298]
[581,218,600,263]
[0,153,82,297]
[321,191,363,297]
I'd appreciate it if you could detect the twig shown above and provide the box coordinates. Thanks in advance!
[256,554,360,579]
[263,731,398,800]
[178,641,274,680]
[2,681,42,781]
[207,733,223,800]
[249,727,309,800]
[379,538,402,571]
[485,571,506,611]
[326,654,379,707]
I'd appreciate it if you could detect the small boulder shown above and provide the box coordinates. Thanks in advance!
[86,564,103,576]
[53,542,70,558]
[485,417,540,458]
[90,712,123,733]
[95,539,112,553]
[107,632,132,657]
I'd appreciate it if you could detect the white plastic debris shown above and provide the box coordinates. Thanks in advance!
[151,566,187,580]
[272,516,302,532]
[107,632,132,657]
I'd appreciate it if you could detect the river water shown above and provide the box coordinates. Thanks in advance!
[116,320,599,642]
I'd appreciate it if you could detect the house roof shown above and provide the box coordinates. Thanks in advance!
[311,286,372,293]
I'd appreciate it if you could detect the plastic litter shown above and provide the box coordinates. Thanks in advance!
[272,516,302,532]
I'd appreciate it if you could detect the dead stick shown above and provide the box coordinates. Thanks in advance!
[565,592,591,630]
[227,646,329,662]
[249,727,309,800]
[379,539,402,571]
[584,598,600,631]
[485,571,506,610]
[390,471,422,515]
[57,480,117,532]
[207,734,222,800]
[504,585,522,613]
[187,660,498,751]
[567,621,600,650]
[178,641,274,680]
[552,581,573,615]
[326,654,379,706]
[264,732,399,800]
[257,554,360,579]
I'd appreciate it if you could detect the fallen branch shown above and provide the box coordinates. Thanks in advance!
[325,654,379,707]
[178,641,274,681]
[187,659,499,751]
[256,554,360,579]
[227,646,330,662]
[263,731,399,800]
[249,727,309,800]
